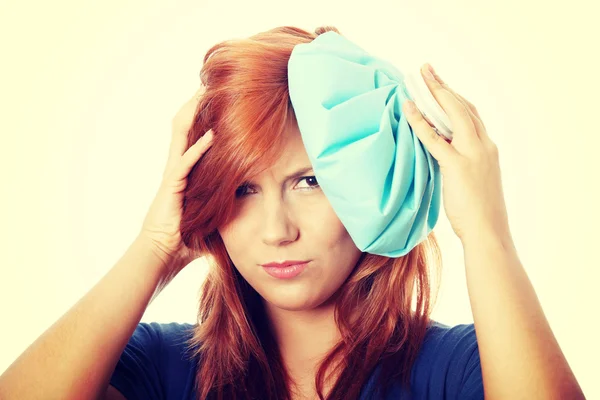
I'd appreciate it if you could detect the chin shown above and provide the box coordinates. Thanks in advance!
[259,287,325,312]
[266,301,314,312]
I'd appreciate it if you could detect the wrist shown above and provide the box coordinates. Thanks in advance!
[132,235,174,275]
[460,228,516,252]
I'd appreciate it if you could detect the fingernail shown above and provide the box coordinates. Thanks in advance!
[423,64,436,81]
[427,63,444,84]
[404,100,417,114]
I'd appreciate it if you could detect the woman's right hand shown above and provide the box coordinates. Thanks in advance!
[139,85,213,275]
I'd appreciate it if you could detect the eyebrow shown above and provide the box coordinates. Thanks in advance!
[284,166,314,181]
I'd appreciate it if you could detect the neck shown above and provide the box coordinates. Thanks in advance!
[267,301,339,358]
[263,296,341,395]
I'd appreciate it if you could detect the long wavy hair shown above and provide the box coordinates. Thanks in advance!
[179,25,443,400]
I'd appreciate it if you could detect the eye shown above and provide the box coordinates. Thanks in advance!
[235,183,254,198]
[234,176,320,198]
[296,176,320,190]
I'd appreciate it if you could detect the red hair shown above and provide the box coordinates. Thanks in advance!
[180,25,443,400]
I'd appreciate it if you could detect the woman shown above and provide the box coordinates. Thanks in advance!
[0,26,583,400]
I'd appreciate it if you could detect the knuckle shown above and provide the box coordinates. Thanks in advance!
[414,117,443,142]
[457,92,472,105]
[427,126,443,143]
[457,103,471,119]
[472,149,488,164]
[485,140,499,157]
[453,91,477,111]
[468,103,479,117]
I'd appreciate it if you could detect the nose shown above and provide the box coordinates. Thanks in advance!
[261,196,299,247]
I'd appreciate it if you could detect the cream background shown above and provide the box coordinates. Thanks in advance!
[0,0,597,397]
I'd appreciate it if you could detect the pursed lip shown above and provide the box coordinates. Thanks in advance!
[261,260,309,268]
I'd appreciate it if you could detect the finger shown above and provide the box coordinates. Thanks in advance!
[451,91,484,129]
[170,86,206,154]
[427,68,489,142]
[429,67,483,121]
[173,129,214,180]
[420,65,481,156]
[165,86,206,177]
[403,100,459,165]
[453,92,488,141]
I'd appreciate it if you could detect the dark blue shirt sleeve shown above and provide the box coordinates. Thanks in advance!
[410,322,484,400]
[454,325,484,399]
[457,331,484,399]
[109,322,166,400]
[434,323,484,399]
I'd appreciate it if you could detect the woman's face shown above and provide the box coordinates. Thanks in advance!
[218,123,362,312]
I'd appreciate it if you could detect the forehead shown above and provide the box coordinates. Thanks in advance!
[271,122,309,167]
[249,122,312,183]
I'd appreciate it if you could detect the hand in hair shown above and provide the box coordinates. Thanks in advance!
[139,85,214,276]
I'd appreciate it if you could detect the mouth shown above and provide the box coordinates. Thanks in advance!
[261,261,309,279]
[261,260,309,268]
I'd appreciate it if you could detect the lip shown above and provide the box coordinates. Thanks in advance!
[261,260,309,268]
[261,261,309,279]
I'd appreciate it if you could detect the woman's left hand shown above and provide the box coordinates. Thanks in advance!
[403,64,511,243]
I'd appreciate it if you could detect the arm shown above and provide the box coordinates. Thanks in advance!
[403,64,585,399]
[0,236,171,400]
[0,84,212,400]
[461,232,585,399]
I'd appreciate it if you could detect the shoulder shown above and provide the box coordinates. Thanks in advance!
[109,321,200,400]
[361,320,484,400]
[138,321,197,351]
[410,320,484,399]
[126,321,199,365]
[136,321,200,379]
[419,320,479,359]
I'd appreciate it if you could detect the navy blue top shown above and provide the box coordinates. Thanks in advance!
[109,320,484,399]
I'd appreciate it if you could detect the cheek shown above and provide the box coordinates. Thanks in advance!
[220,195,353,252]
[314,200,361,259]
[310,200,350,240]
[316,220,349,247]
[217,222,246,263]
[308,210,358,262]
